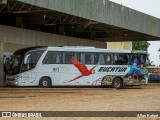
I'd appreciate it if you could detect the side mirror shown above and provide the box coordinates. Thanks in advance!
[24,54,30,64]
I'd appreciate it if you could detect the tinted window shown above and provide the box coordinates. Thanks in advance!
[94,53,100,64]
[63,52,80,64]
[114,54,130,65]
[96,53,113,65]
[140,54,146,64]
[80,53,94,64]
[80,53,114,65]
[21,50,44,72]
[43,52,62,64]
[130,54,147,65]
[98,54,105,64]
[104,54,113,65]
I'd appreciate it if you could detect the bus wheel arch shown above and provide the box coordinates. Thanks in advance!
[112,77,123,88]
[39,76,52,88]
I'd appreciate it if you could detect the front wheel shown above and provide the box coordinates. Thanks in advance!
[39,77,51,88]
[112,78,123,88]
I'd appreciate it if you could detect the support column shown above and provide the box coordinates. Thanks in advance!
[0,41,5,86]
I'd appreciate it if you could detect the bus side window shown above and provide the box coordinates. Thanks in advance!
[114,54,124,65]
[123,54,130,65]
[64,53,73,64]
[42,52,62,64]
[94,53,99,64]
[130,54,141,65]
[31,51,44,67]
[90,54,94,64]
[56,52,62,64]
[105,54,113,65]
[64,52,79,64]
[43,52,54,64]
[80,53,94,64]
[80,53,85,64]
[140,55,146,64]
[130,54,135,65]
[85,54,90,64]
[85,53,94,64]
[98,54,105,65]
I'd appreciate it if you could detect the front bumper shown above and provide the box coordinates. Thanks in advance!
[6,77,20,86]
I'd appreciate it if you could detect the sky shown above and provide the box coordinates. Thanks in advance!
[109,0,160,66]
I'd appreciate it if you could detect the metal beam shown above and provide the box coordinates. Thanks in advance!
[19,3,25,10]
[0,4,6,11]
[9,2,18,11]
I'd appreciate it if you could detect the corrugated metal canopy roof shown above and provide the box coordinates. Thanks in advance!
[0,0,160,42]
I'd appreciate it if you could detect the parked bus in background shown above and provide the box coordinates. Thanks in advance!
[5,46,149,88]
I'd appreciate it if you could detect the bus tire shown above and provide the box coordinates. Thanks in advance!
[39,77,51,88]
[112,78,122,88]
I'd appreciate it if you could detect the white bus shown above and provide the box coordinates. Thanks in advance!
[5,46,148,88]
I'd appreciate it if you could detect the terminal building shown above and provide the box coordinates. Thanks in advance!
[0,0,160,86]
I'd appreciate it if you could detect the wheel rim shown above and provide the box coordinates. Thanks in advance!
[114,80,120,88]
[42,80,48,86]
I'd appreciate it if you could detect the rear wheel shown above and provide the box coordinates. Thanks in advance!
[112,78,122,88]
[39,77,51,88]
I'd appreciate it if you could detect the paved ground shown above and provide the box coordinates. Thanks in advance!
[0,84,160,120]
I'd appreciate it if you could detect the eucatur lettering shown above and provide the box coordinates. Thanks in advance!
[98,67,127,72]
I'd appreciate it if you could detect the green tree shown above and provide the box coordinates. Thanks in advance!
[132,41,150,51]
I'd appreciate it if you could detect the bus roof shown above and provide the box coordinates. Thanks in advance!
[14,46,47,55]
[132,50,148,54]
[13,46,148,54]
[47,46,131,53]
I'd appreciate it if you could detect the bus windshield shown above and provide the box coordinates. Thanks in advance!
[5,50,44,75]
[12,54,24,75]
[4,54,24,75]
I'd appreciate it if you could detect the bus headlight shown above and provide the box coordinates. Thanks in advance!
[13,76,19,80]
